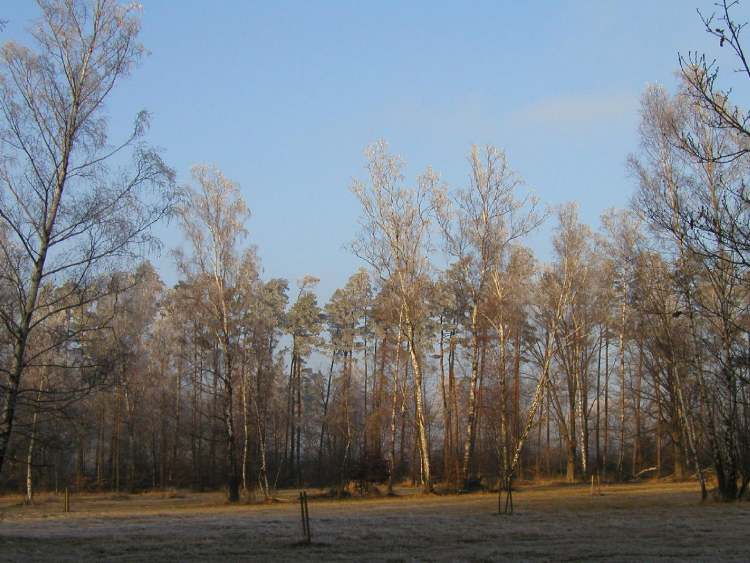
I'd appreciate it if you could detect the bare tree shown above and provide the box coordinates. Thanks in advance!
[351,140,436,492]
[0,0,176,475]
[679,0,750,164]
[285,275,321,486]
[542,204,599,482]
[249,277,288,497]
[631,79,750,500]
[433,145,543,485]
[600,209,645,479]
[176,165,249,502]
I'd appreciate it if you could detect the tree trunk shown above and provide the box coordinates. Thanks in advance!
[388,316,403,494]
[363,316,369,458]
[295,353,303,486]
[672,434,685,480]
[580,384,589,477]
[223,345,240,502]
[0,336,28,479]
[513,329,521,478]
[241,357,249,492]
[25,406,40,504]
[209,348,219,488]
[318,351,336,480]
[286,351,296,481]
[172,352,182,485]
[632,339,643,477]
[96,402,105,487]
[654,377,663,478]
[160,392,167,489]
[0,159,68,476]
[618,301,627,479]
[438,319,452,484]
[111,381,121,492]
[341,351,353,490]
[26,371,47,504]
[497,323,510,485]
[192,344,204,490]
[603,332,610,480]
[406,321,431,492]
[449,333,459,474]
[461,306,481,483]
[124,385,136,491]
[566,440,576,482]
[596,328,602,473]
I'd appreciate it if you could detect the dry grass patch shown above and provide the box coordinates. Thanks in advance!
[0,481,747,561]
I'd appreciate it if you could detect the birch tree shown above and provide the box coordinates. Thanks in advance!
[351,140,436,492]
[631,80,750,500]
[599,209,644,479]
[545,204,598,482]
[176,165,249,502]
[434,145,543,484]
[0,0,176,475]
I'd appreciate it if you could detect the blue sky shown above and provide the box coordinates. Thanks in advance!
[3,1,731,302]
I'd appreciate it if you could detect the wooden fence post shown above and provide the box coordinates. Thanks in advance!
[591,473,602,496]
[299,491,311,544]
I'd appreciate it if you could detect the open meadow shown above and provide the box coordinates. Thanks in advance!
[0,481,747,561]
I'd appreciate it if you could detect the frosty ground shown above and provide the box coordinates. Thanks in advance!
[0,481,747,561]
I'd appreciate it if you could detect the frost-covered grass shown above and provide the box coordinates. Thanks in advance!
[0,481,747,561]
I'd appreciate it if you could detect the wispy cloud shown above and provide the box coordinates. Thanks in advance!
[510,92,638,127]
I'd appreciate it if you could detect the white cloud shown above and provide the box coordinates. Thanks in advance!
[510,92,637,127]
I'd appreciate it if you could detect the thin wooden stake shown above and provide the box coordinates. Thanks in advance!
[304,491,311,543]
[63,488,70,513]
[299,491,311,544]
[591,473,602,496]
[504,478,513,514]
[299,492,305,538]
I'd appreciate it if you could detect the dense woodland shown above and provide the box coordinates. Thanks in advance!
[1,0,749,505]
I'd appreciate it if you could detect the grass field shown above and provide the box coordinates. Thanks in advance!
[0,481,747,561]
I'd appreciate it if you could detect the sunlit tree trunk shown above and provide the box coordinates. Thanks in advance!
[318,352,336,480]
[25,372,47,504]
[240,354,250,492]
[438,318,452,484]
[462,306,481,483]
[618,301,627,479]
[406,320,432,492]
[388,315,404,495]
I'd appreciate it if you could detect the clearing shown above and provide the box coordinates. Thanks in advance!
[0,481,747,561]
